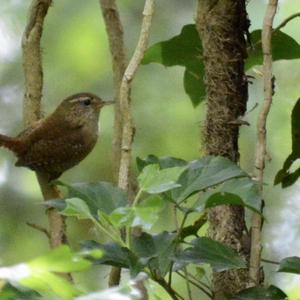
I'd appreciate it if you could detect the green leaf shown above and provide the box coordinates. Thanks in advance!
[109,195,165,230]
[21,272,80,300]
[143,24,300,106]
[109,207,135,228]
[246,30,300,69]
[278,256,300,274]
[194,177,262,213]
[143,24,202,67]
[0,246,91,300]
[138,164,186,194]
[233,285,287,300]
[0,285,41,300]
[172,156,247,203]
[81,241,143,277]
[132,231,177,277]
[75,278,143,300]
[175,237,246,272]
[133,195,165,230]
[62,198,93,220]
[57,181,128,217]
[136,155,187,172]
[275,98,300,187]
[184,66,205,106]
[28,245,91,273]
[143,24,205,106]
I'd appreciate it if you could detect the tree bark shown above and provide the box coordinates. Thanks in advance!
[22,0,68,250]
[99,0,127,287]
[196,1,249,298]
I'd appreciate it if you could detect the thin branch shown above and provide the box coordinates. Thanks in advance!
[176,271,213,299]
[99,0,127,287]
[275,12,300,32]
[186,272,211,291]
[249,0,278,287]
[26,222,50,240]
[183,268,193,300]
[114,1,154,295]
[261,258,280,265]
[99,0,127,182]
[155,278,183,300]
[118,0,155,191]
[22,0,67,250]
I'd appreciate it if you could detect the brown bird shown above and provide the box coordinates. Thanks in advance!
[0,92,113,180]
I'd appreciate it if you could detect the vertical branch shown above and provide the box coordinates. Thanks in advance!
[196,1,249,298]
[99,0,127,287]
[249,0,278,286]
[22,0,67,249]
[118,0,155,192]
[99,0,127,182]
[104,0,154,294]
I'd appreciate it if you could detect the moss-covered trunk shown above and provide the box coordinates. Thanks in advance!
[196,1,249,299]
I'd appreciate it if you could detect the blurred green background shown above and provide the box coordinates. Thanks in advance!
[0,0,300,299]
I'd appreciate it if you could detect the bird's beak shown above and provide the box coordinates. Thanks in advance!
[104,100,115,105]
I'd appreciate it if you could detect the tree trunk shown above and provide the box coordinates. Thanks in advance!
[196,1,250,299]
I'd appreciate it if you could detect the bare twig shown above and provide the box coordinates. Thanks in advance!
[114,1,154,295]
[26,222,50,240]
[118,0,155,191]
[155,277,183,300]
[99,0,127,182]
[22,0,67,250]
[261,258,280,265]
[99,0,127,287]
[249,0,279,286]
[275,12,300,32]
[176,271,213,299]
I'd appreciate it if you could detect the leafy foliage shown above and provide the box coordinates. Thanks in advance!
[132,231,177,278]
[55,181,128,217]
[172,156,247,203]
[275,98,300,187]
[143,24,300,106]
[29,155,266,298]
[175,237,246,272]
[278,256,300,274]
[194,177,262,213]
[137,164,186,194]
[234,285,287,300]
[0,246,94,300]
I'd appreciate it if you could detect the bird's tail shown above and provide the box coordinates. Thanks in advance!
[0,134,23,155]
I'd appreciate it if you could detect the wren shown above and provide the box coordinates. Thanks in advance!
[0,92,113,180]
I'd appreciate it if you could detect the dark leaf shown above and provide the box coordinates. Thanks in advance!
[233,285,287,300]
[143,24,300,106]
[132,232,177,277]
[138,164,186,194]
[275,98,300,187]
[56,181,128,217]
[142,24,202,67]
[175,237,246,272]
[172,156,246,203]
[142,24,205,106]
[80,241,143,277]
[0,284,41,300]
[278,256,300,274]
[184,66,206,106]
[136,155,187,172]
[246,30,300,69]
[194,177,262,213]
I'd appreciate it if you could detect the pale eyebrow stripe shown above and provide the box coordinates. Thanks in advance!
[69,97,91,103]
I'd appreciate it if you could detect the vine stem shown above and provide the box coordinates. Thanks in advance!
[249,0,279,286]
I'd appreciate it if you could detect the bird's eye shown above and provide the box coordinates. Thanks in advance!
[82,98,91,106]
